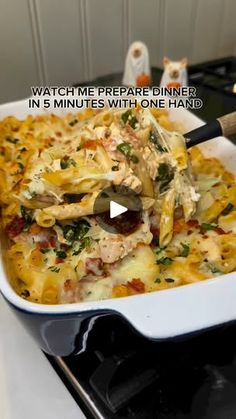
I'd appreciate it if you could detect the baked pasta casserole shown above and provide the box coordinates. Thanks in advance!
[0,108,236,304]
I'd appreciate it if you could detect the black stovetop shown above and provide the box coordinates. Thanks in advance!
[47,57,236,419]
[47,315,236,419]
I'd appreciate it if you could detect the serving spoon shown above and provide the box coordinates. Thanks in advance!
[184,111,236,148]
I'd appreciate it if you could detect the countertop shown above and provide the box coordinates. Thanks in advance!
[0,295,85,419]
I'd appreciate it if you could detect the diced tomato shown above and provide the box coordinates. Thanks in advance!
[215,227,226,235]
[174,219,199,235]
[150,227,160,238]
[5,216,25,239]
[127,278,145,293]
[83,140,97,150]
[187,219,199,228]
[56,257,64,264]
[60,243,70,251]
[85,258,104,276]
[173,218,187,233]
[64,279,74,291]
[37,240,50,249]
[49,235,57,247]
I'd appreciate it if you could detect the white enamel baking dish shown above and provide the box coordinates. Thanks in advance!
[1,97,236,356]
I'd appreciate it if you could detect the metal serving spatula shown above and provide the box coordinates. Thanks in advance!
[184,111,236,148]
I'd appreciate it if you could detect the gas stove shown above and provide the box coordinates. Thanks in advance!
[188,56,236,96]
[47,315,236,419]
[48,58,236,419]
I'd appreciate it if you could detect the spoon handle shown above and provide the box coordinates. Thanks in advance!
[184,111,236,148]
[218,111,236,137]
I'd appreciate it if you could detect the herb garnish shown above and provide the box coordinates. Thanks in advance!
[201,222,217,232]
[156,163,175,192]
[55,250,67,259]
[121,110,138,129]
[40,248,50,254]
[62,219,91,255]
[21,289,30,298]
[48,266,60,273]
[222,203,234,215]
[69,119,78,127]
[18,162,24,170]
[149,131,167,153]
[20,205,33,231]
[130,154,139,163]
[60,156,76,169]
[112,165,119,171]
[156,257,173,266]
[6,137,19,144]
[181,243,190,257]
[117,142,132,156]
[155,278,161,283]
[72,237,91,256]
[165,278,175,283]
[156,245,166,255]
[116,142,139,163]
[207,262,221,274]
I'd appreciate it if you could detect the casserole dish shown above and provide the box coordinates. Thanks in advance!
[1,98,236,356]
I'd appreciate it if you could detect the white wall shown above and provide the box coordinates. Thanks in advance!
[0,0,236,103]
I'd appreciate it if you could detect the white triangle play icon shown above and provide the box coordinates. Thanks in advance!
[110,200,128,219]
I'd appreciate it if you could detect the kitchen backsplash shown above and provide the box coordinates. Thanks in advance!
[0,0,236,103]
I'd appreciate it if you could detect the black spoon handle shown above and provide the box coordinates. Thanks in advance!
[184,111,236,148]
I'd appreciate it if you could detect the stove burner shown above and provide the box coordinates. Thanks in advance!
[188,56,236,97]
[46,315,236,419]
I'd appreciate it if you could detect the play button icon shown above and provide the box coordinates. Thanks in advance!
[110,201,127,218]
[94,185,143,234]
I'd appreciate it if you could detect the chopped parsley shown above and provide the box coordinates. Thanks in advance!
[180,243,190,257]
[154,278,161,283]
[116,142,138,163]
[18,162,24,170]
[20,147,27,152]
[121,110,138,129]
[149,131,167,153]
[48,266,60,273]
[112,165,119,171]
[62,219,91,255]
[40,248,50,254]
[156,163,175,193]
[55,250,67,259]
[222,203,234,215]
[201,222,217,232]
[60,156,76,169]
[117,142,132,156]
[69,119,78,127]
[6,137,19,144]
[76,146,81,151]
[72,237,91,256]
[165,278,175,283]
[156,245,166,255]
[21,289,30,298]
[20,205,33,231]
[130,154,139,163]
[207,262,221,274]
[156,257,173,266]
